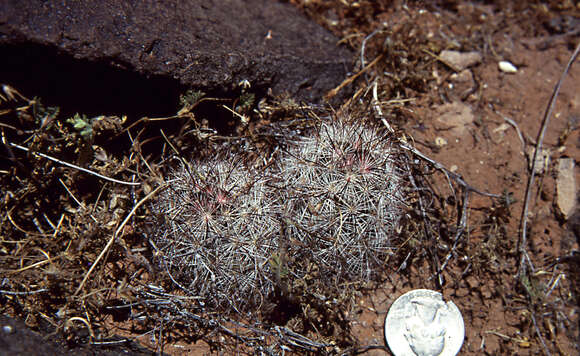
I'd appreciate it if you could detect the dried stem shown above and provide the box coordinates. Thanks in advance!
[518,42,580,277]
[74,183,167,296]
[9,142,140,186]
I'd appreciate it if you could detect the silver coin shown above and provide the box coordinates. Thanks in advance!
[384,289,464,356]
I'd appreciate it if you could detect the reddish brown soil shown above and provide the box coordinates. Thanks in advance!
[297,1,580,355]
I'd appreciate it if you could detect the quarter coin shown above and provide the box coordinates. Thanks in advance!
[384,289,464,356]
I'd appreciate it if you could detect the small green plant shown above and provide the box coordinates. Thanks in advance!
[31,97,60,129]
[180,89,205,107]
[235,92,255,113]
[67,113,93,141]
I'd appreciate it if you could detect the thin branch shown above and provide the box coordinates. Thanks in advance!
[491,106,526,154]
[9,142,140,186]
[406,161,444,287]
[399,142,500,198]
[73,183,167,296]
[326,55,383,100]
[360,29,382,69]
[66,316,95,343]
[530,311,552,356]
[58,178,98,223]
[1,84,30,101]
[440,188,470,272]
[8,254,65,274]
[0,288,48,295]
[372,81,395,133]
[518,42,580,276]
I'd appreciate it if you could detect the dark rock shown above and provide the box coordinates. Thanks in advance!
[0,0,352,106]
[0,315,152,355]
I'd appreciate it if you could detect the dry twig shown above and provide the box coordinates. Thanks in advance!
[326,55,383,100]
[73,183,167,296]
[8,142,140,186]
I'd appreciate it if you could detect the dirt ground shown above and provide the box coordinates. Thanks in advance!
[302,1,580,355]
[1,1,579,355]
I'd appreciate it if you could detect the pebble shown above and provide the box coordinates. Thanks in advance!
[527,147,551,174]
[435,137,448,147]
[498,61,517,73]
[556,158,576,220]
[439,50,482,71]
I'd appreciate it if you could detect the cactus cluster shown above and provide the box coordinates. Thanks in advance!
[150,116,406,312]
